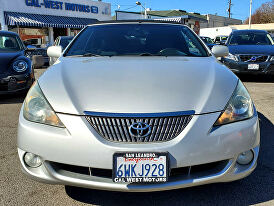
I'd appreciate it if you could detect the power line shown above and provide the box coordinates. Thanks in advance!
[123,5,139,11]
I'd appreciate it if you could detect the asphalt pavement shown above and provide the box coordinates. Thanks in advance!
[0,69,273,206]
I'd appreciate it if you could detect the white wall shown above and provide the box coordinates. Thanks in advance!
[1,0,111,21]
[229,23,274,32]
[200,27,233,39]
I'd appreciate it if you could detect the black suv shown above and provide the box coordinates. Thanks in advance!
[222,30,274,75]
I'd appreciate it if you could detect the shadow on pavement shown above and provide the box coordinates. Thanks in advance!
[237,74,274,83]
[65,112,273,206]
[0,93,26,104]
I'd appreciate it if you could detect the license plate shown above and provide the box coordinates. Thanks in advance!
[113,152,168,183]
[248,64,259,70]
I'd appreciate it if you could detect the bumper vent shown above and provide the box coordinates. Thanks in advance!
[48,160,229,180]
[85,112,193,143]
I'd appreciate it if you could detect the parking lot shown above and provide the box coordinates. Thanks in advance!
[0,68,273,206]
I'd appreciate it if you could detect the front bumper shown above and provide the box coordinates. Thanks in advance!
[0,73,33,94]
[18,146,259,192]
[222,59,274,74]
[17,109,260,192]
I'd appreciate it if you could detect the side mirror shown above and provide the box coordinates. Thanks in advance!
[211,45,229,58]
[47,46,62,58]
[26,45,36,50]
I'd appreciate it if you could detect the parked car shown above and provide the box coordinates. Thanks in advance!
[214,35,228,45]
[24,39,50,67]
[222,30,274,75]
[18,21,259,192]
[200,36,216,49]
[23,38,42,48]
[49,36,73,65]
[28,48,50,67]
[0,31,35,94]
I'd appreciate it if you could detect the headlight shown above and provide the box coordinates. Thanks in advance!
[13,60,28,72]
[214,80,254,126]
[223,53,238,61]
[23,81,65,127]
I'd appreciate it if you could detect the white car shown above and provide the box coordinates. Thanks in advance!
[17,21,260,192]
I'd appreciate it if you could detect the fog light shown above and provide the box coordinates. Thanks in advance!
[237,150,254,165]
[24,152,42,168]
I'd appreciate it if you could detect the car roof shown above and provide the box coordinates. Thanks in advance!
[0,30,19,36]
[87,20,187,27]
[232,29,267,34]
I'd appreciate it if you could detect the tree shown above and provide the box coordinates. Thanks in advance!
[244,0,274,24]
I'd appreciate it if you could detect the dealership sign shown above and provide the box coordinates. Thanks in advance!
[25,0,99,14]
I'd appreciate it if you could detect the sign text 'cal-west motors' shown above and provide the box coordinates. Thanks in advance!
[25,0,99,14]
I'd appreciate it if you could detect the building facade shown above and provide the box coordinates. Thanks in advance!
[230,23,274,35]
[0,0,111,45]
[115,10,242,35]
[200,14,242,29]
[115,10,208,34]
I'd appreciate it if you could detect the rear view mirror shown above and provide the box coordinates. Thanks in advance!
[47,46,62,58]
[211,45,229,58]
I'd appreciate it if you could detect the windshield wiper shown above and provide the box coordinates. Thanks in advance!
[139,53,155,56]
[67,53,103,57]
[82,53,103,57]
[139,53,163,56]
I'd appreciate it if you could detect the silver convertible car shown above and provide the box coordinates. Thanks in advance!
[18,21,260,192]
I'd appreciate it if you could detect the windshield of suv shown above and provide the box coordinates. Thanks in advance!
[0,34,23,52]
[228,32,273,45]
[65,24,209,57]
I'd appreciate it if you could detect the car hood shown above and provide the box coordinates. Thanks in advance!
[39,56,238,115]
[0,51,24,73]
[228,45,274,55]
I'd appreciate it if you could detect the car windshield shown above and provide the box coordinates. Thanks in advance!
[221,36,228,41]
[215,36,227,42]
[201,37,214,44]
[0,34,22,52]
[65,24,209,57]
[60,38,73,49]
[228,32,273,45]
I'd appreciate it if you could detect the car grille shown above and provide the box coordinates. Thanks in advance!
[239,55,269,63]
[85,113,193,143]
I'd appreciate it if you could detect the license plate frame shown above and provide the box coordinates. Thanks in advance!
[112,152,169,183]
[248,64,259,70]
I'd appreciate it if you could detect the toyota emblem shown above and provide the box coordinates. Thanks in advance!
[129,122,151,139]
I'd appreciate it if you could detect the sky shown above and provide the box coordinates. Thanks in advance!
[105,0,271,21]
